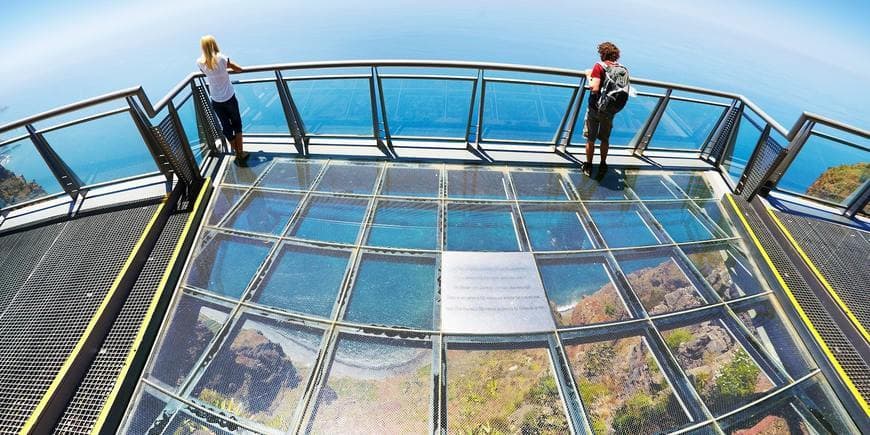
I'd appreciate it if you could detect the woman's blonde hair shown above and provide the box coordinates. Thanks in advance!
[200,35,220,70]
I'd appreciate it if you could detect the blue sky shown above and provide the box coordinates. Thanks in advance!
[0,0,868,128]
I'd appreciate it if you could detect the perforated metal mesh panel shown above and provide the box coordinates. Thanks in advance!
[702,104,739,162]
[0,221,64,316]
[730,198,870,402]
[772,211,870,334]
[152,115,200,190]
[737,135,785,199]
[0,203,157,434]
[53,202,191,434]
[193,84,222,153]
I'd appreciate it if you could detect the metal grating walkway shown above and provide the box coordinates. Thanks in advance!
[727,196,870,408]
[52,201,193,434]
[0,221,65,318]
[0,202,158,434]
[772,211,870,336]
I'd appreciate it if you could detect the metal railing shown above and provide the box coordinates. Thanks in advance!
[0,60,867,218]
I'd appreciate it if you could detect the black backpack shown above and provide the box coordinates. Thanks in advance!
[595,61,630,115]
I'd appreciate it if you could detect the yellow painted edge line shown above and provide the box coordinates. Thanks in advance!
[20,196,169,435]
[725,194,869,415]
[766,209,870,344]
[91,179,210,435]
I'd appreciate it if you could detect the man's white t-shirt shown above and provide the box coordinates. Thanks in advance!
[197,53,235,103]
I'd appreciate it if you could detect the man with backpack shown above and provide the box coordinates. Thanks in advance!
[576,41,630,177]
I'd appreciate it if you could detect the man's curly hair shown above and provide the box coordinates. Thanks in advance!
[598,42,620,62]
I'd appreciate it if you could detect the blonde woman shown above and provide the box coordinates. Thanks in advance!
[197,35,248,160]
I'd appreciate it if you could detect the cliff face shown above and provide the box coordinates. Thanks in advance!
[805,162,869,204]
[0,164,47,207]
[623,260,703,315]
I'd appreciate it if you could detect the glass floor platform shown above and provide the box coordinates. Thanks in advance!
[121,156,856,434]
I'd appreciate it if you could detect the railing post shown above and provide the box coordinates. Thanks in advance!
[474,73,487,148]
[368,67,393,157]
[191,80,226,154]
[633,88,671,155]
[701,99,740,164]
[845,181,870,217]
[736,123,772,197]
[274,70,307,156]
[374,67,393,152]
[762,120,815,193]
[25,124,82,200]
[562,77,587,149]
[553,85,579,149]
[463,70,481,145]
[126,96,173,182]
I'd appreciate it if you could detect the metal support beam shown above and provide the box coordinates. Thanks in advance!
[193,79,228,154]
[701,98,739,162]
[25,124,83,200]
[126,97,172,182]
[764,120,815,191]
[368,68,392,157]
[735,123,772,196]
[633,88,671,155]
[475,74,487,147]
[274,70,307,156]
[464,71,480,145]
[553,86,579,147]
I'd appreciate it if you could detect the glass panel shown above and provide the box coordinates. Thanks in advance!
[305,334,432,433]
[617,251,705,315]
[252,243,350,318]
[568,169,630,200]
[537,255,630,326]
[521,204,593,251]
[697,199,734,236]
[222,156,273,185]
[649,100,725,150]
[625,173,685,200]
[446,203,520,251]
[314,163,380,194]
[344,253,437,329]
[290,196,368,244]
[190,314,323,431]
[721,114,763,185]
[288,78,374,136]
[445,342,570,433]
[161,411,237,435]
[510,171,569,200]
[185,231,273,299]
[564,335,690,433]
[122,387,245,435]
[224,191,301,235]
[683,243,764,300]
[380,166,440,198]
[176,95,208,165]
[0,137,63,207]
[258,160,322,190]
[778,134,870,206]
[669,173,715,199]
[571,93,660,146]
[646,202,716,243]
[207,187,245,226]
[120,387,167,434]
[41,111,157,185]
[366,200,438,250]
[147,293,230,390]
[482,82,574,142]
[232,81,289,134]
[586,203,660,248]
[447,168,509,199]
[381,78,473,138]
[659,318,774,415]
[731,299,815,379]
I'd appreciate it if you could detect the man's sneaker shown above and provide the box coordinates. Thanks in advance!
[582,162,592,177]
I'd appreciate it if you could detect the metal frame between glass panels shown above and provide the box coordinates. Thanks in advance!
[119,156,858,434]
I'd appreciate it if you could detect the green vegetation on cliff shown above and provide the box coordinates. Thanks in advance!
[805,162,869,204]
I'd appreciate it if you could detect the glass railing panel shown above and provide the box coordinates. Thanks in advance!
[569,93,660,146]
[721,113,764,185]
[287,78,374,136]
[777,133,869,207]
[0,136,64,207]
[649,99,725,150]
[232,81,290,134]
[481,82,574,143]
[40,111,157,186]
[175,94,208,166]
[380,78,473,138]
